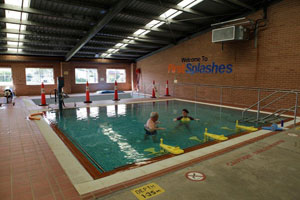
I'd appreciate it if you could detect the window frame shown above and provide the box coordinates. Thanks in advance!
[75,68,99,84]
[0,67,13,86]
[106,68,126,84]
[25,68,55,85]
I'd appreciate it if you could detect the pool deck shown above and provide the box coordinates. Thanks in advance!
[1,95,300,200]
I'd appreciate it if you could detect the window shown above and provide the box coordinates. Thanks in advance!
[25,68,54,85]
[0,68,13,86]
[75,68,98,84]
[106,69,126,83]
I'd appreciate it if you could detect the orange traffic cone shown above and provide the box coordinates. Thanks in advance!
[39,82,48,106]
[151,80,156,98]
[165,80,170,96]
[113,81,120,101]
[84,82,92,103]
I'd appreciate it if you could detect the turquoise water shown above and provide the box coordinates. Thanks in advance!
[46,100,266,172]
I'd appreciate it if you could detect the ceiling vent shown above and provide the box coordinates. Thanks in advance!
[212,25,249,43]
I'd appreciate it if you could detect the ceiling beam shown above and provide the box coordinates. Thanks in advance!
[224,0,255,10]
[65,0,134,61]
[0,29,79,42]
[0,17,87,34]
[94,34,170,45]
[105,23,184,37]
[120,10,197,29]
[0,3,93,23]
[209,0,240,9]
[136,0,210,17]
[0,50,65,57]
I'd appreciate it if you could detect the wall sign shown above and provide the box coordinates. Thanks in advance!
[168,56,233,74]
[131,182,165,200]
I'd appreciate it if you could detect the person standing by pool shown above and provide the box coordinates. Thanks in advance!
[144,112,165,142]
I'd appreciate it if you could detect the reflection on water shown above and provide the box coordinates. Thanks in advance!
[106,104,126,117]
[99,122,145,162]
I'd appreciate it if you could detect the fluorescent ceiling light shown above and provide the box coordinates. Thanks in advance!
[6,23,20,30]
[115,43,123,47]
[140,30,150,36]
[178,0,195,7]
[7,33,24,39]
[168,11,183,19]
[22,13,28,20]
[146,20,160,28]
[160,9,177,19]
[7,48,18,52]
[185,0,204,8]
[5,0,30,7]
[107,49,115,52]
[7,41,18,46]
[152,21,165,29]
[133,29,146,35]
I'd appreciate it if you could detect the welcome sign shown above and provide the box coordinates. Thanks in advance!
[168,56,233,74]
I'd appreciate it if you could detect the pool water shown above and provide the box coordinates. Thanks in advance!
[46,100,267,172]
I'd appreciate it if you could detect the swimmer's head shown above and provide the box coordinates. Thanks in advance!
[182,109,189,117]
[150,112,159,121]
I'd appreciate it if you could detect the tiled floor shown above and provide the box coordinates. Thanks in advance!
[0,98,80,200]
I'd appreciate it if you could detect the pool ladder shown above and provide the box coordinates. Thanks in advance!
[241,90,299,124]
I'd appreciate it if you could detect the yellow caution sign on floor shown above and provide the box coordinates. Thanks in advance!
[131,182,165,200]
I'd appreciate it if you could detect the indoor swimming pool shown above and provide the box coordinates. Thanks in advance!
[45,100,269,174]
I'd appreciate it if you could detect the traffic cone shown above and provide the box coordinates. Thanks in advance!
[113,81,120,101]
[84,82,92,103]
[39,82,48,106]
[151,80,156,98]
[165,80,170,96]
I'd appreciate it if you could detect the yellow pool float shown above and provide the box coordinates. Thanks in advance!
[204,128,228,141]
[235,120,258,132]
[160,138,184,155]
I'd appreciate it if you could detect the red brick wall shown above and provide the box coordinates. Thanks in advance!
[137,0,300,111]
[62,62,131,94]
[0,60,132,96]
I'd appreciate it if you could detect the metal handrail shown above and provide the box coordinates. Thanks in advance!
[172,82,299,125]
[260,106,297,121]
[241,91,280,119]
[260,91,294,110]
[174,83,300,93]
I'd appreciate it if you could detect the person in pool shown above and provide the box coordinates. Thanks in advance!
[173,109,199,122]
[173,109,199,132]
[144,112,165,142]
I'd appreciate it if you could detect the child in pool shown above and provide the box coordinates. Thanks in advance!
[144,112,165,142]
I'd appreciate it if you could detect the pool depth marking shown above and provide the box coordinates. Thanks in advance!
[226,140,285,166]
[131,183,165,200]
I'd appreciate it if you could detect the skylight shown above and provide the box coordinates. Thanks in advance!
[5,10,22,20]
[7,41,19,46]
[160,9,177,18]
[133,29,146,35]
[4,0,30,53]
[7,33,25,39]
[101,0,204,57]
[4,0,30,7]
